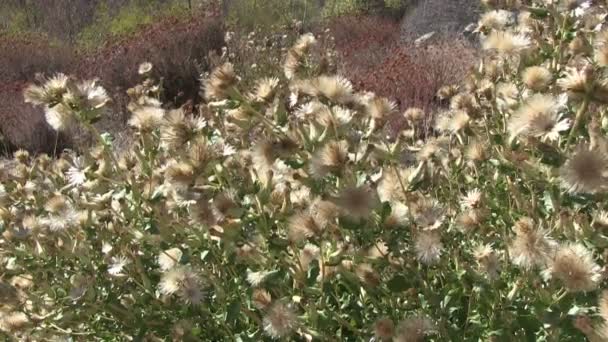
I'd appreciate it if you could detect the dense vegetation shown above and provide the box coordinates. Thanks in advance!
[6,0,608,341]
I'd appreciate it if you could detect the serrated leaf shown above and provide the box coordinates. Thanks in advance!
[386,275,409,293]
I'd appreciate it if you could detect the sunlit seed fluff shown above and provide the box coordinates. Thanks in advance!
[129,106,165,132]
[461,189,483,209]
[473,244,501,280]
[263,301,298,338]
[595,30,608,66]
[252,288,272,309]
[557,65,593,99]
[384,202,410,228]
[436,85,459,101]
[509,217,556,269]
[13,149,29,164]
[374,317,395,340]
[366,96,397,121]
[158,248,183,271]
[138,62,153,75]
[477,9,513,32]
[438,110,470,134]
[309,198,338,228]
[522,66,552,91]
[377,167,417,202]
[251,139,278,175]
[314,75,354,103]
[335,185,377,220]
[592,211,608,230]
[415,230,443,265]
[159,266,191,296]
[107,255,130,276]
[450,93,479,115]
[288,212,322,242]
[355,263,381,287]
[0,311,30,332]
[179,274,203,305]
[284,50,302,80]
[165,161,195,189]
[507,94,570,141]
[310,140,349,178]
[482,30,531,55]
[543,243,601,292]
[560,144,608,194]
[393,317,436,342]
[404,107,425,122]
[24,73,69,106]
[203,63,238,100]
[599,291,608,322]
[70,79,110,110]
[412,197,444,230]
[456,208,486,233]
[299,243,320,271]
[250,77,280,102]
[465,139,487,162]
[10,274,33,290]
[45,103,76,132]
[495,82,519,110]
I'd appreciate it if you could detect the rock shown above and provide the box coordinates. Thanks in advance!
[414,32,436,47]
[401,0,482,39]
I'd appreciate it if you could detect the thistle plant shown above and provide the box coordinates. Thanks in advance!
[4,0,608,340]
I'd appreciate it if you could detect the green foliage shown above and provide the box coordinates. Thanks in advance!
[8,0,608,341]
[0,6,31,34]
[225,0,323,32]
[77,0,192,50]
[321,0,370,17]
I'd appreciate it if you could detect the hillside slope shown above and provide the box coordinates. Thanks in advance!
[401,0,481,37]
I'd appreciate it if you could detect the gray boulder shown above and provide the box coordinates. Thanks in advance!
[401,0,482,39]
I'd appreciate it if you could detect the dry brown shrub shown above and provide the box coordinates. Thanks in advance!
[329,15,476,136]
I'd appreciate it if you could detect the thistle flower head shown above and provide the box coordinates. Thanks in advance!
[477,10,513,32]
[473,244,501,280]
[522,66,552,91]
[23,73,69,106]
[288,212,322,242]
[374,318,395,340]
[557,65,594,99]
[509,217,556,269]
[204,63,237,100]
[508,94,570,141]
[393,317,436,342]
[483,30,531,55]
[314,75,354,103]
[414,230,443,265]
[158,248,183,271]
[263,301,298,338]
[129,106,165,132]
[138,62,153,75]
[250,77,280,102]
[560,144,608,194]
[543,243,601,292]
[310,140,349,178]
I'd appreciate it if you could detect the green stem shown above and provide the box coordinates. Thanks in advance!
[567,96,590,145]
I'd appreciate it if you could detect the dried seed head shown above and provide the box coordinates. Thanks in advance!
[263,301,298,338]
[310,140,349,178]
[414,230,443,265]
[509,217,556,269]
[543,243,601,292]
[252,289,272,309]
[204,63,238,100]
[374,317,395,340]
[560,144,608,194]
[522,66,552,91]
